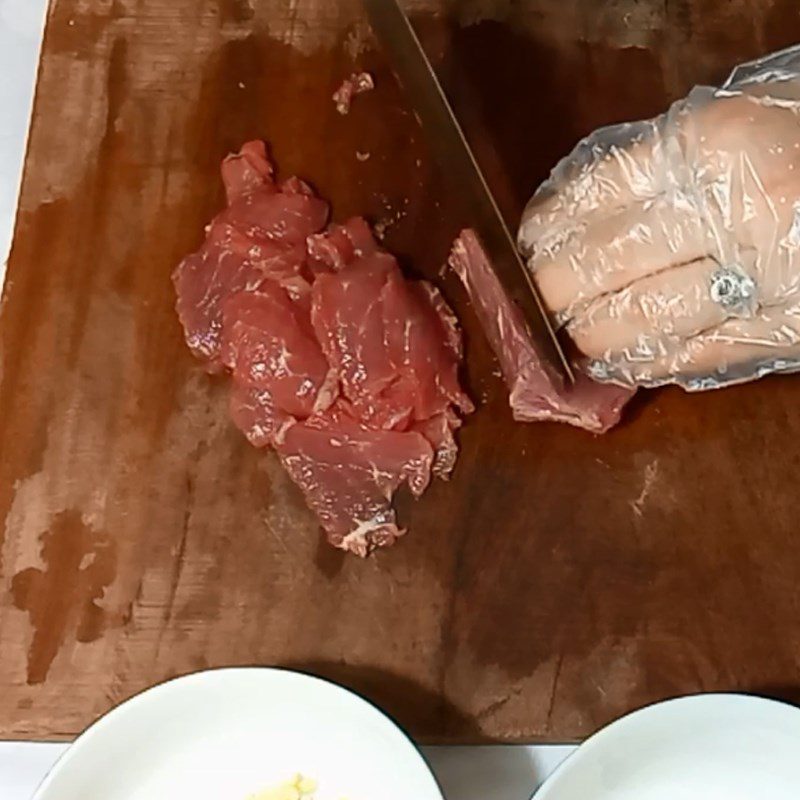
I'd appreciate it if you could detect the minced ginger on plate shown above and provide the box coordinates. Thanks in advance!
[247,774,346,800]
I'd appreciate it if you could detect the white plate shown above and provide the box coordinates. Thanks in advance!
[535,694,800,799]
[32,668,443,800]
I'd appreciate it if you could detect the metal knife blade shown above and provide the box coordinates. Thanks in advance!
[362,0,574,385]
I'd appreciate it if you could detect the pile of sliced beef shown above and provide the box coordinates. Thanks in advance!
[174,142,473,556]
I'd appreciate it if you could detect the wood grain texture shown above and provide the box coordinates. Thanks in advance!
[2,0,800,743]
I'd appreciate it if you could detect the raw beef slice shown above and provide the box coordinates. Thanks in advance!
[174,145,327,370]
[173,142,472,555]
[450,229,634,433]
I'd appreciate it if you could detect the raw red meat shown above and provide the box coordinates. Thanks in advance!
[220,139,273,203]
[229,383,291,448]
[411,410,461,479]
[173,142,472,555]
[449,229,634,433]
[276,423,434,556]
[311,234,473,433]
[307,217,378,272]
[221,285,337,419]
[173,141,328,370]
[312,252,401,413]
[382,278,473,418]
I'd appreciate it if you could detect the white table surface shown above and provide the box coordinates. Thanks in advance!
[0,2,578,797]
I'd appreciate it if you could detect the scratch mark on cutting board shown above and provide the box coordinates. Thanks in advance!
[151,472,196,664]
[10,510,117,684]
[630,459,659,519]
[475,684,522,722]
[165,475,194,621]
[545,650,565,729]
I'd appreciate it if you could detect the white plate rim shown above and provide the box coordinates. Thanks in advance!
[530,692,800,798]
[31,666,445,800]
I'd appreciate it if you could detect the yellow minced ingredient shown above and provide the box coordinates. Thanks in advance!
[247,774,320,800]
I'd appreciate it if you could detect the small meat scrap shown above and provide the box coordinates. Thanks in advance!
[173,142,472,556]
[333,71,374,114]
[449,229,634,433]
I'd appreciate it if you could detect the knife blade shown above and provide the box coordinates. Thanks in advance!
[362,0,574,385]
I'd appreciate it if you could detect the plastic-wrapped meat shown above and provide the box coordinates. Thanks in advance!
[173,142,472,555]
[450,229,634,433]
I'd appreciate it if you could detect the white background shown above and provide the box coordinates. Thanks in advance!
[0,1,576,797]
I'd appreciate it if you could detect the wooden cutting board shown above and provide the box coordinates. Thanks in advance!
[2,0,800,743]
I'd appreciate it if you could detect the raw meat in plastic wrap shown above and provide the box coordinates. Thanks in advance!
[519,44,800,391]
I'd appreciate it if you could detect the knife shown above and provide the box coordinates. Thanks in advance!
[362,0,574,385]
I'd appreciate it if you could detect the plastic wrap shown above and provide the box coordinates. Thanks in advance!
[518,45,800,390]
